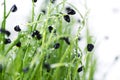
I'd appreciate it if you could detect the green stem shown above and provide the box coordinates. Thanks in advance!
[53,45,72,79]
[33,13,42,31]
[29,52,45,80]
[0,0,6,53]
[30,1,35,32]
[4,35,22,56]
[5,10,11,19]
[72,58,81,80]
[3,0,6,30]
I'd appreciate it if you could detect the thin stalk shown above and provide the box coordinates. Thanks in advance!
[2,0,6,30]
[30,1,35,32]
[41,2,52,48]
[5,10,11,19]
[33,13,42,31]
[29,52,46,80]
[0,0,6,53]
[52,45,72,79]
[4,35,22,56]
[32,2,34,22]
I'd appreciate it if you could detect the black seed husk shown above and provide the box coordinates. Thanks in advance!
[48,26,53,33]
[64,38,70,45]
[0,64,3,72]
[31,30,42,40]
[11,4,17,12]
[41,9,46,14]
[16,41,21,47]
[77,66,83,72]
[54,43,60,49]
[4,38,11,44]
[78,37,81,41]
[36,34,42,40]
[14,25,21,32]
[63,15,70,23]
[78,53,80,57]
[33,30,40,35]
[66,7,71,11]
[0,29,11,36]
[31,33,35,38]
[87,44,94,52]
[66,7,76,15]
[43,63,50,72]
[61,37,70,45]
[33,0,37,3]
[23,67,29,73]
[53,30,56,34]
[51,0,56,4]
[5,30,11,36]
[31,30,39,37]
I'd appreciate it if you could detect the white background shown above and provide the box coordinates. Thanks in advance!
[0,0,120,80]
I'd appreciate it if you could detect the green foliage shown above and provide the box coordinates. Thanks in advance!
[0,0,96,80]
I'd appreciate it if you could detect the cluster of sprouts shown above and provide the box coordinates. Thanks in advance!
[0,0,96,80]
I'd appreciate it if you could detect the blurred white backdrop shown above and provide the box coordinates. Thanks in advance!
[0,0,120,80]
[88,0,120,80]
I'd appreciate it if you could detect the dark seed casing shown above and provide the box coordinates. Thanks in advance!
[36,34,42,40]
[43,63,50,72]
[0,29,11,36]
[51,0,56,4]
[87,44,94,52]
[31,30,42,40]
[41,9,46,14]
[32,30,40,37]
[14,25,21,32]
[23,67,29,73]
[16,41,21,47]
[48,26,53,33]
[33,0,37,3]
[61,37,70,45]
[63,15,70,23]
[66,7,76,15]
[54,43,60,49]
[4,38,11,44]
[77,66,83,72]
[11,4,17,12]
[64,37,70,45]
